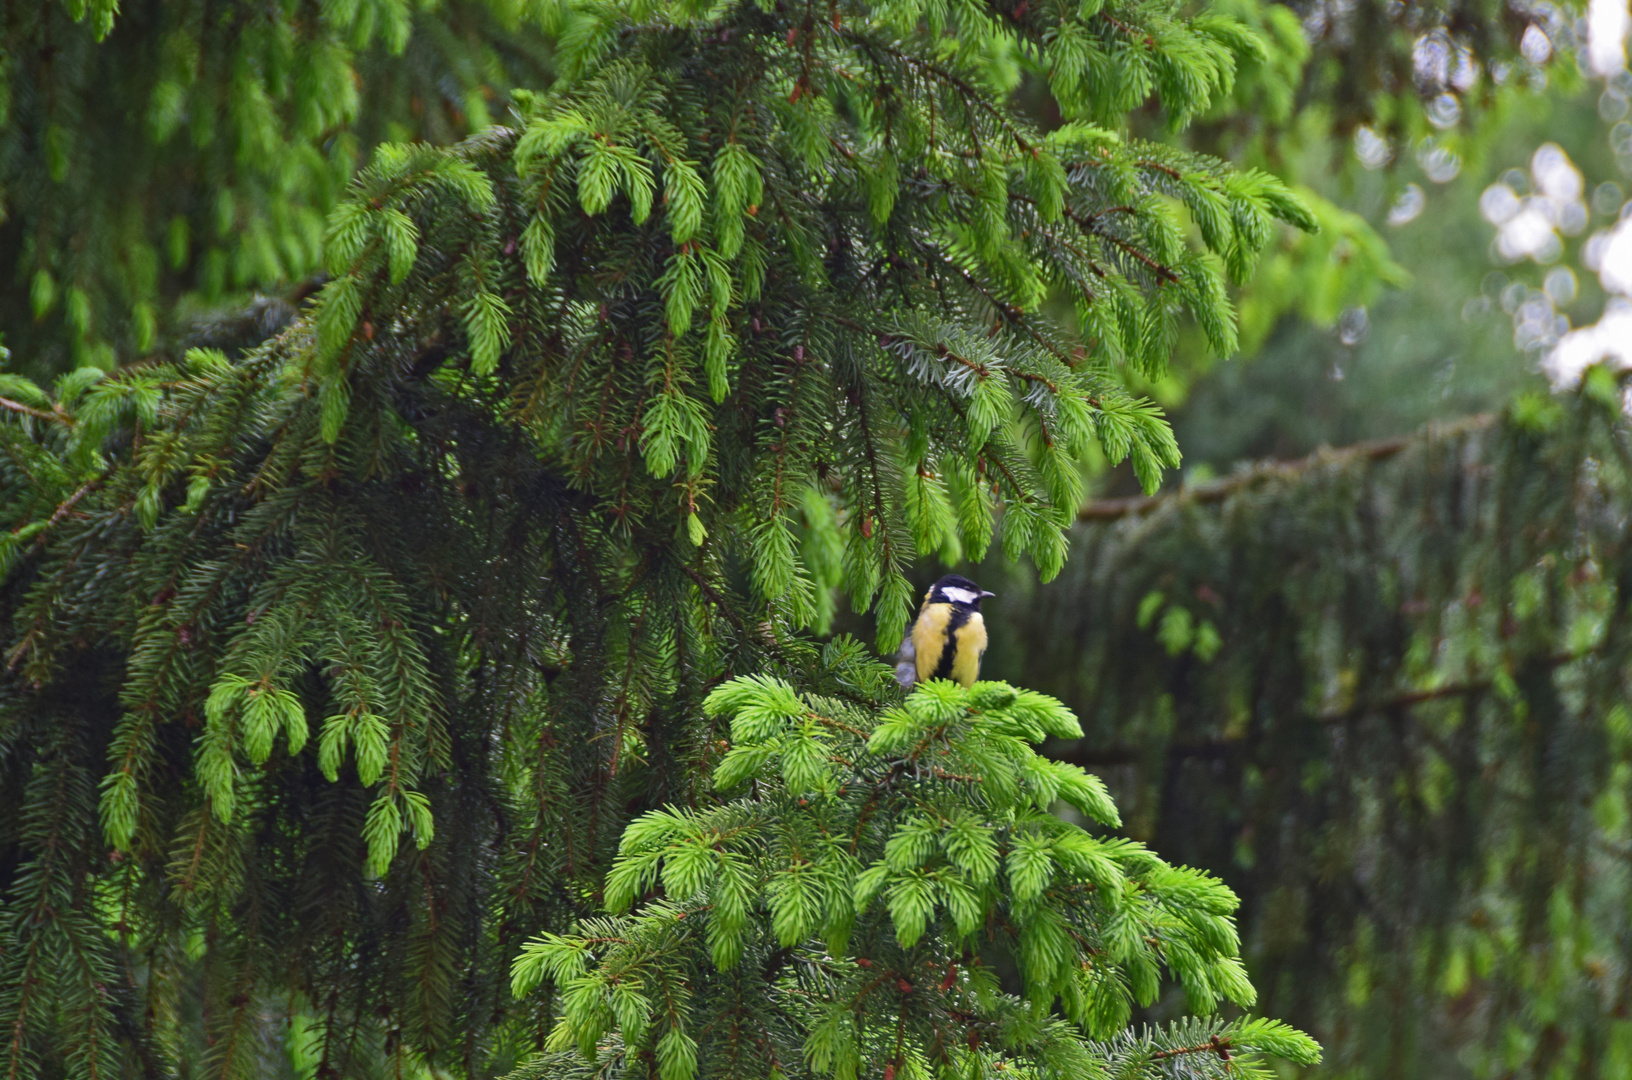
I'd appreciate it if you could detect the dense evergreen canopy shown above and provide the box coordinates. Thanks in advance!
[2,0,1566,380]
[2,0,552,374]
[0,0,1604,1078]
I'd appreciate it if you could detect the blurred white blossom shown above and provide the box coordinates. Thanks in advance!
[1388,184,1427,225]
[1337,306,1371,346]
[1595,214,1632,293]
[1521,24,1554,64]
[1355,126,1392,170]
[1484,144,1587,261]
[1417,137,1462,183]
[1587,0,1630,75]
[1544,299,1632,382]
[1544,210,1632,384]
[1427,93,1464,128]
[1544,265,1579,304]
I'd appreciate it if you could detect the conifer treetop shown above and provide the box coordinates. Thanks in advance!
[510,670,1322,1080]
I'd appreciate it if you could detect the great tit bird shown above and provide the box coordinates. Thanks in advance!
[895,574,996,690]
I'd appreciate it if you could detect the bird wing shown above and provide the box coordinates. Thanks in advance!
[894,631,917,689]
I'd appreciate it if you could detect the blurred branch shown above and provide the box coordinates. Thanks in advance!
[1078,415,1498,522]
[1055,647,1596,767]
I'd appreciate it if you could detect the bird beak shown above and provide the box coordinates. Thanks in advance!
[980,590,995,600]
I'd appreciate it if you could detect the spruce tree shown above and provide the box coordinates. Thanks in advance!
[5,0,1569,388]
[987,380,1632,1079]
[0,0,1345,1073]
[1,0,553,375]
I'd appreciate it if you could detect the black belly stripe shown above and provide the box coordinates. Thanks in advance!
[931,607,970,681]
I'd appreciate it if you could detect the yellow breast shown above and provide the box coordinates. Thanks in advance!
[910,604,987,688]
[949,612,987,688]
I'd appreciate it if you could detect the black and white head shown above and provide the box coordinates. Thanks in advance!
[928,574,995,609]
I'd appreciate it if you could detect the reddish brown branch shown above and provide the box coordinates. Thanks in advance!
[0,397,69,424]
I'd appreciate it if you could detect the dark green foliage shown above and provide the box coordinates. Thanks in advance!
[985,378,1632,1078]
[0,0,1329,1073]
[1,0,552,375]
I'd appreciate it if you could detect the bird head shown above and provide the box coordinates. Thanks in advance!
[928,574,995,608]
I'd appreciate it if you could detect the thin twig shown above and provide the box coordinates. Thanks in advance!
[0,397,69,424]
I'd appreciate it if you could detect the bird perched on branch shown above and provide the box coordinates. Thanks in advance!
[895,575,996,690]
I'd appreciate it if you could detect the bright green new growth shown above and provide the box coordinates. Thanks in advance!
[512,673,1320,1080]
[289,0,1315,649]
[3,1,555,374]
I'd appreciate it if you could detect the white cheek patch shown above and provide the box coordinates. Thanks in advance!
[941,586,979,605]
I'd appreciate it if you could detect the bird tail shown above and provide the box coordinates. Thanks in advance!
[894,634,917,689]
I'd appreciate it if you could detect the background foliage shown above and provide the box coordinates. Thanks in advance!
[981,380,1632,1079]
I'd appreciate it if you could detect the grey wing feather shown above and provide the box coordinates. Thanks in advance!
[894,632,917,689]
